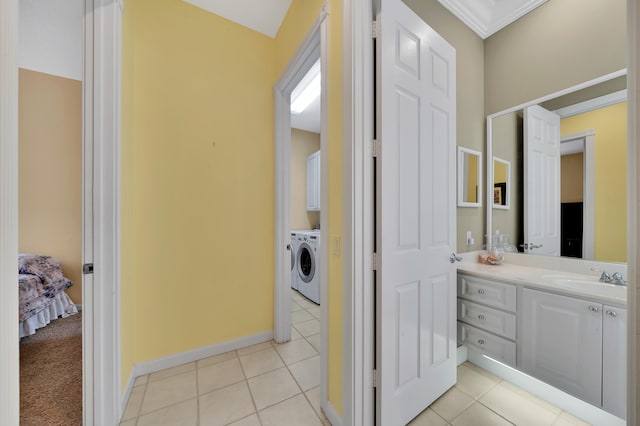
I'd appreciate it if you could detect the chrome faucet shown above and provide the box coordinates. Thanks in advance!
[599,270,627,286]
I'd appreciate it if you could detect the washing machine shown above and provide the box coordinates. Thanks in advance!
[290,232,299,290]
[296,231,320,304]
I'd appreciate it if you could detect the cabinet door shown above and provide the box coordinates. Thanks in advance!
[520,288,602,406]
[306,151,320,211]
[602,305,627,419]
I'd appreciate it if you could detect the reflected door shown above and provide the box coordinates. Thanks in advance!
[524,105,561,256]
[376,0,457,424]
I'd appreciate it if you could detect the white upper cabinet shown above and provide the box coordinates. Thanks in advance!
[306,150,320,211]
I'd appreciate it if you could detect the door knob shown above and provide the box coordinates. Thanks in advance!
[450,253,462,263]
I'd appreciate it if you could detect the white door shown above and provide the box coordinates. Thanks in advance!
[524,105,561,256]
[376,0,457,424]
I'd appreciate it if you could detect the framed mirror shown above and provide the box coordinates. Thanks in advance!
[486,70,627,261]
[457,147,482,208]
[492,157,510,209]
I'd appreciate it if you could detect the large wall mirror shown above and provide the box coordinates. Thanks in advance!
[487,71,627,262]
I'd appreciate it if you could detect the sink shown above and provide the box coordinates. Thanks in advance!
[551,278,627,301]
[552,278,617,289]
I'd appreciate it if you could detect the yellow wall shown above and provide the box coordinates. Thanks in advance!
[291,129,320,230]
[561,153,584,203]
[18,68,82,303]
[561,102,627,261]
[121,0,344,413]
[466,155,478,203]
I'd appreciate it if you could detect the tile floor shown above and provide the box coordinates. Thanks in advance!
[121,290,590,426]
[408,362,590,426]
[120,289,325,426]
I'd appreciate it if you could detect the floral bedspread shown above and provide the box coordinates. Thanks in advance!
[18,254,73,322]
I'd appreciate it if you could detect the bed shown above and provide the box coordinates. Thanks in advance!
[19,254,78,338]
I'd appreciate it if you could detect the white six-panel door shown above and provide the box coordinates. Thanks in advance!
[376,0,457,424]
[524,105,561,256]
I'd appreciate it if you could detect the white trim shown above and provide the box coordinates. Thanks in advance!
[343,0,375,425]
[134,330,273,377]
[0,0,19,423]
[273,4,327,344]
[554,90,627,118]
[467,350,625,425]
[437,0,548,39]
[561,130,596,260]
[83,1,122,424]
[486,69,628,121]
[627,0,638,423]
[324,400,344,426]
[273,2,331,420]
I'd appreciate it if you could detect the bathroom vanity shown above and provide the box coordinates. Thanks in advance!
[457,255,627,420]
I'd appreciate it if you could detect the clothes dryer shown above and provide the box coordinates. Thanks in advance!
[296,231,320,304]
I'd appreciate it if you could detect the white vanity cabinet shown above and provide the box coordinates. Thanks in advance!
[520,288,603,407]
[306,150,321,211]
[602,305,627,419]
[457,274,517,366]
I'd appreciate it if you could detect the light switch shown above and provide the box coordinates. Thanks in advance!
[331,235,341,256]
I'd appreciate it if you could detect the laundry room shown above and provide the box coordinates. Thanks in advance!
[289,57,322,309]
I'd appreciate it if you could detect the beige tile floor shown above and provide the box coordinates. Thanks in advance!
[121,290,589,426]
[120,289,326,426]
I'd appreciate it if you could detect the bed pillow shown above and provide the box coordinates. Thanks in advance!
[18,253,66,284]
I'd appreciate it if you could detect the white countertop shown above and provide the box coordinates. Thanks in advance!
[457,260,627,306]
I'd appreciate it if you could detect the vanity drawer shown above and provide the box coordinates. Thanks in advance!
[458,322,516,367]
[457,274,516,312]
[457,298,516,340]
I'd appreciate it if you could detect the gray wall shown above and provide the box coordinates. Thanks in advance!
[404,0,486,252]
[485,0,626,115]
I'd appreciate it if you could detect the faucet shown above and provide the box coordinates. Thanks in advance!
[598,270,627,286]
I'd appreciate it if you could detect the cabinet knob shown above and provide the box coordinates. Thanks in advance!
[477,339,485,346]
[478,314,485,320]
[588,305,599,312]
[606,310,617,318]
[478,289,485,295]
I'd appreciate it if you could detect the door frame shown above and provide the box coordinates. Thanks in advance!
[0,0,122,424]
[273,1,329,415]
[342,0,376,424]
[560,130,595,260]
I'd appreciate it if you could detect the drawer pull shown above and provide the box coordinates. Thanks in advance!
[606,310,617,318]
[478,314,485,320]
[478,289,485,295]
[588,305,599,313]
[477,339,485,346]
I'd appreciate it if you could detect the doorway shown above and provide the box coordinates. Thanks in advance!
[273,5,330,421]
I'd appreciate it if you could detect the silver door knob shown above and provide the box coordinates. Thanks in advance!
[450,253,462,263]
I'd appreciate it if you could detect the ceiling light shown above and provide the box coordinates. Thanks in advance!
[291,60,321,115]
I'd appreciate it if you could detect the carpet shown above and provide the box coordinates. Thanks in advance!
[20,313,83,426]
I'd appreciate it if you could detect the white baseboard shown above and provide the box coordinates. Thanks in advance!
[119,330,274,417]
[467,349,625,426]
[324,400,343,426]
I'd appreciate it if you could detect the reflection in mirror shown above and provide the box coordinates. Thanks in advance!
[493,157,510,210]
[487,71,628,262]
[457,147,482,208]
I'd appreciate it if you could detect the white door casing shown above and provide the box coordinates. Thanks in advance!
[524,104,561,256]
[376,0,457,424]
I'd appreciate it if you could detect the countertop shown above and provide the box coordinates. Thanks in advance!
[457,261,627,306]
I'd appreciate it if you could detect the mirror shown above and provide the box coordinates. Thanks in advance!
[492,157,510,209]
[457,147,482,208]
[487,72,628,262]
